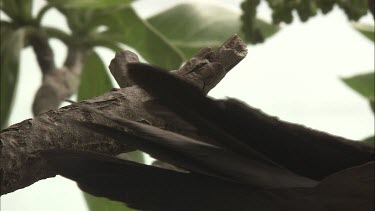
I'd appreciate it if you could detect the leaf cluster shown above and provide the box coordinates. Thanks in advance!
[241,0,373,43]
[342,23,374,142]
[0,0,279,130]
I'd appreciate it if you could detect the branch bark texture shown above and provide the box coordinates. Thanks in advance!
[1,35,247,194]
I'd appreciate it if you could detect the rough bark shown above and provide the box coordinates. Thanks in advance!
[1,35,247,194]
[109,50,140,88]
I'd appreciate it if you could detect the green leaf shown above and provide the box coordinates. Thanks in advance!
[77,52,113,101]
[47,0,129,35]
[0,27,24,129]
[17,0,32,21]
[352,23,375,42]
[342,72,374,99]
[147,3,279,58]
[83,193,137,211]
[51,4,184,69]
[46,1,131,35]
[96,7,185,69]
[2,0,32,22]
[83,151,144,211]
[46,0,132,9]
[87,37,123,52]
[54,9,99,35]
[241,0,267,43]
[43,26,71,45]
[337,0,368,21]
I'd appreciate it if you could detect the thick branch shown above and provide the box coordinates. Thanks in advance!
[1,35,247,194]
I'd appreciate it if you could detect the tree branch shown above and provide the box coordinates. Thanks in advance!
[29,30,55,75]
[31,42,88,115]
[3,34,369,196]
[1,35,247,194]
[369,0,375,18]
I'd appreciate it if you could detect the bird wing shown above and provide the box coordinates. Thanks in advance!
[43,149,374,211]
[42,149,286,211]
[126,63,374,180]
[71,105,316,188]
[42,63,373,210]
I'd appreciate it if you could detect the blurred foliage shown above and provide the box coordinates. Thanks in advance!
[352,22,375,42]
[77,52,113,101]
[241,0,264,43]
[148,3,279,58]
[47,0,133,9]
[241,0,373,42]
[1,0,33,24]
[0,27,24,129]
[342,22,374,142]
[342,72,374,99]
[83,193,136,211]
[0,0,281,130]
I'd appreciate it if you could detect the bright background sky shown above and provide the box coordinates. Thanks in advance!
[1,0,374,210]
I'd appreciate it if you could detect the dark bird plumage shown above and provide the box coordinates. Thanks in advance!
[42,63,374,211]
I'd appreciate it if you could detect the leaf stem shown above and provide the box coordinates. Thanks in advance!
[35,4,53,25]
